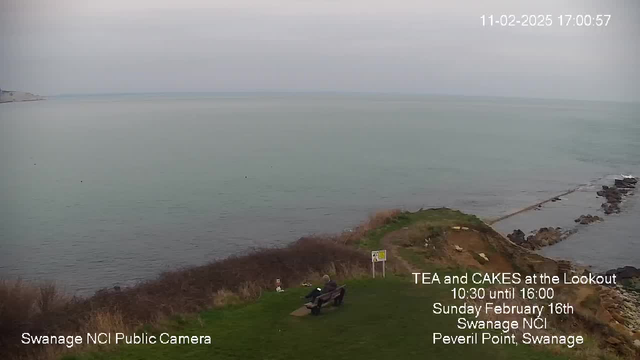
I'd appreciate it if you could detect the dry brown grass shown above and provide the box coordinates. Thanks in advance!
[1,236,370,359]
[0,279,38,339]
[212,289,242,308]
[367,209,403,229]
[399,222,445,248]
[0,279,78,360]
[37,282,57,314]
[82,310,128,335]
[339,209,402,244]
[0,280,73,347]
[237,282,262,301]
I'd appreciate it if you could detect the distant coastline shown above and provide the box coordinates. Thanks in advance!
[0,89,45,103]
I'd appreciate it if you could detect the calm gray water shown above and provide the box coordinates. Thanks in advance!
[0,94,638,294]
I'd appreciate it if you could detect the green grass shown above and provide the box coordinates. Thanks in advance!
[359,208,487,250]
[397,247,431,269]
[70,276,568,360]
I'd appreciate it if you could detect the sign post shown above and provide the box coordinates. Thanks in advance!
[371,250,387,278]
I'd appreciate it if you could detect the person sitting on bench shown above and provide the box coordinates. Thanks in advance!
[305,274,337,301]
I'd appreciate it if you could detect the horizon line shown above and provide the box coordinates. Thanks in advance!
[24,90,640,105]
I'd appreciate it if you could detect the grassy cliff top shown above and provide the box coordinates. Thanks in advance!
[68,276,570,360]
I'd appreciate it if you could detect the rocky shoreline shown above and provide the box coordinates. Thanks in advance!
[506,227,574,250]
[597,266,640,350]
[503,176,640,343]
[506,176,637,251]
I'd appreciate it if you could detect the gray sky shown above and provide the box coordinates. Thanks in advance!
[1,0,639,101]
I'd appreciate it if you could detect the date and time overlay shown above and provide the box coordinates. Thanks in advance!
[480,14,611,27]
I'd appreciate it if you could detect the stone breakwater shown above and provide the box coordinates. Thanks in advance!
[598,176,637,215]
[505,176,637,250]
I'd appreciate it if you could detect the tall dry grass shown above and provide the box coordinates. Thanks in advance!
[339,209,402,244]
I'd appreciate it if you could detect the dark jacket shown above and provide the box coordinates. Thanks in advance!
[321,280,338,293]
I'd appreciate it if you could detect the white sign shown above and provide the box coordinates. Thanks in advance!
[371,250,387,263]
[371,250,387,278]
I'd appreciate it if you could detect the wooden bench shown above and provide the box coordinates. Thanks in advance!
[305,286,346,315]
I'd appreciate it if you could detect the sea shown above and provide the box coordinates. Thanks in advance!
[1,93,638,294]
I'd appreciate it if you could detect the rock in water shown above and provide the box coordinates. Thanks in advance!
[575,214,602,225]
[597,183,628,215]
[521,227,566,250]
[615,179,636,189]
[601,203,620,215]
[507,229,526,245]
[605,266,640,280]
